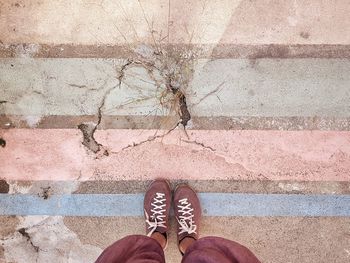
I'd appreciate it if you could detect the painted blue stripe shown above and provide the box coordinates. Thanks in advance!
[0,193,349,217]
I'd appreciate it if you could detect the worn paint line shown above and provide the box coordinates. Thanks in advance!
[1,1,350,46]
[2,129,349,182]
[1,59,350,118]
[0,194,349,217]
[2,115,350,130]
[5,179,346,195]
[2,44,350,58]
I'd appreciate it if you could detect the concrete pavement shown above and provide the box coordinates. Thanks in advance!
[1,0,350,262]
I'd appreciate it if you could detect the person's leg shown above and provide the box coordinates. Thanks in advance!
[95,235,165,263]
[95,179,172,263]
[181,236,261,263]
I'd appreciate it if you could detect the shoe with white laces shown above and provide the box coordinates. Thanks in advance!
[144,179,171,248]
[173,184,201,254]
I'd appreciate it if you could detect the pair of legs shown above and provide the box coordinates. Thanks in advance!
[96,180,261,263]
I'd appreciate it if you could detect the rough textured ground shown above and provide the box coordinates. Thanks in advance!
[1,0,350,262]
[1,216,350,263]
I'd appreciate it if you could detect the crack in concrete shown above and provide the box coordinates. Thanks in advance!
[117,59,134,88]
[118,43,198,131]
[193,81,225,106]
[180,139,216,151]
[78,123,101,153]
[0,100,15,105]
[117,124,215,153]
[18,228,39,253]
[121,123,179,151]
[77,44,197,154]
[167,77,191,127]
[177,91,191,127]
[78,60,134,154]
[1,217,99,262]
[0,138,6,148]
[68,84,87,89]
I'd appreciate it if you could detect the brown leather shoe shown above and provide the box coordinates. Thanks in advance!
[144,179,171,246]
[173,184,201,254]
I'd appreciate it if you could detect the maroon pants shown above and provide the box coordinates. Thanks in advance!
[96,235,261,263]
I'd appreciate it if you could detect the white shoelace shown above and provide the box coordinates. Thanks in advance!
[176,198,197,235]
[145,192,167,237]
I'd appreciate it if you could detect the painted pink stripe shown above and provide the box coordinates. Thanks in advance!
[1,129,349,181]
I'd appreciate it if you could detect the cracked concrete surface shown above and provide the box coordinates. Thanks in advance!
[17,228,40,253]
[5,181,79,195]
[1,58,350,122]
[1,0,350,262]
[120,125,179,151]
[180,139,216,152]
[73,43,197,153]
[1,129,349,181]
[0,216,102,263]
[77,123,102,154]
[1,216,349,263]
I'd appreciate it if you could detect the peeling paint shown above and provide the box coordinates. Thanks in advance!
[23,115,42,128]
[8,181,32,194]
[0,180,9,193]
[1,216,102,263]
[278,182,305,192]
[76,60,132,154]
[14,44,40,58]
[77,122,101,153]
[6,181,80,195]
[17,228,39,252]
[38,186,51,200]
[0,138,6,148]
